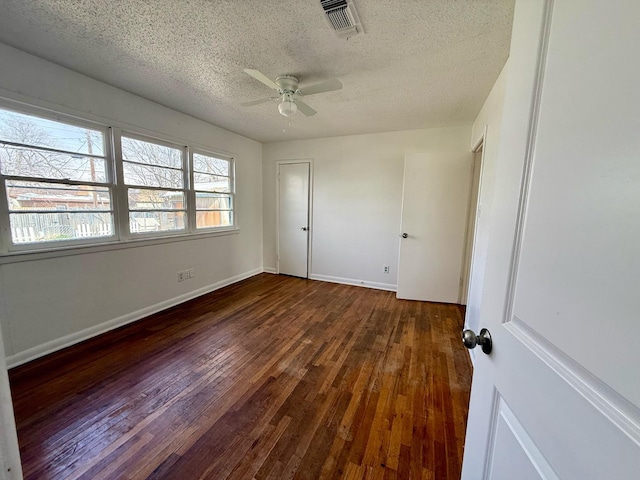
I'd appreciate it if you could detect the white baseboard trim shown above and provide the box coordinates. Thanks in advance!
[6,267,263,369]
[309,274,397,292]
[263,267,277,274]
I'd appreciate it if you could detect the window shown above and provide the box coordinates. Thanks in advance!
[192,151,234,229]
[0,107,113,246]
[121,134,186,234]
[0,102,237,254]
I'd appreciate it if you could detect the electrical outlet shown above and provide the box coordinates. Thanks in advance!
[188,268,195,278]
[383,265,390,274]
[177,271,185,282]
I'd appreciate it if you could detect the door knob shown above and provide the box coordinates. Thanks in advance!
[301,227,308,231]
[401,233,408,238]
[462,328,492,354]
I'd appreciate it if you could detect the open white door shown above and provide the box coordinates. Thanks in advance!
[277,162,310,278]
[397,153,472,302]
[462,1,640,478]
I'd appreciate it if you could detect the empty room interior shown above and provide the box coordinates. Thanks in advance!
[0,1,638,479]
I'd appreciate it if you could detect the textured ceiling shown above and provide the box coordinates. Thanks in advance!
[0,1,514,143]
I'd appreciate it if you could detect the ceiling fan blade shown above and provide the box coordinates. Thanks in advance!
[244,69,279,90]
[295,99,317,116]
[241,97,276,107]
[298,78,342,96]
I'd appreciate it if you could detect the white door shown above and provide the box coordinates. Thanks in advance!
[462,1,640,479]
[397,152,472,302]
[277,162,310,278]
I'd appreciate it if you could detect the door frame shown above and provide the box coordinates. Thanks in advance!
[276,159,314,277]
[459,129,487,305]
[0,322,23,479]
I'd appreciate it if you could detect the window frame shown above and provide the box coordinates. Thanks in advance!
[189,148,236,232]
[0,104,118,253]
[116,130,190,239]
[0,100,238,257]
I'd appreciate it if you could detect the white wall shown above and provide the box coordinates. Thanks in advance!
[465,62,509,340]
[263,126,472,290]
[0,43,263,366]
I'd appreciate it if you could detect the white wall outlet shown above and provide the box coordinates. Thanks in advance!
[177,271,185,282]
[383,265,390,274]
[187,268,195,278]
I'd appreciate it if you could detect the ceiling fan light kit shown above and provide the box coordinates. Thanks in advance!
[243,69,343,118]
[278,96,297,117]
[276,76,299,118]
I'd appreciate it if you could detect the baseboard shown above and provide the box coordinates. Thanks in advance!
[6,267,263,369]
[263,267,277,274]
[309,274,397,292]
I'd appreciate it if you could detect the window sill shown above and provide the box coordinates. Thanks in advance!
[0,227,240,264]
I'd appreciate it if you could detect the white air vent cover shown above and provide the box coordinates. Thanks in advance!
[320,0,363,38]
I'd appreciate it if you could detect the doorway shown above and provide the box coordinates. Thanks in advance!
[277,161,311,278]
[459,140,484,304]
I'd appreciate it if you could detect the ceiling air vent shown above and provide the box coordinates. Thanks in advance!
[320,0,363,38]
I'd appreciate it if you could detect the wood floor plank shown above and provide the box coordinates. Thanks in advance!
[8,274,472,479]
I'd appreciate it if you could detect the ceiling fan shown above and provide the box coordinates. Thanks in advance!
[241,69,342,117]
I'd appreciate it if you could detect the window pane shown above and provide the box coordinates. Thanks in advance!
[129,211,186,233]
[0,144,107,181]
[7,180,111,211]
[193,172,230,192]
[121,137,182,168]
[10,212,113,244]
[0,108,104,155]
[128,189,184,210]
[123,162,183,188]
[193,153,229,176]
[195,193,231,210]
[196,210,233,229]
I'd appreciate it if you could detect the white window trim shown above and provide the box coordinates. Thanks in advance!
[0,99,239,260]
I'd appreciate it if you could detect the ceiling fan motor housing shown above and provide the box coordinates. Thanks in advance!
[275,75,300,94]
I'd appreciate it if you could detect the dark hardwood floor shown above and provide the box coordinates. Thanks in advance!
[9,274,472,480]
